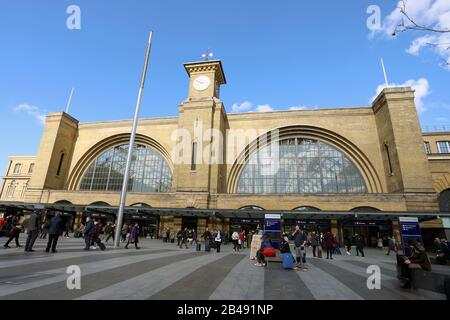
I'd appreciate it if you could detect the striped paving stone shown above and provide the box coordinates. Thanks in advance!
[77,252,235,300]
[307,258,410,300]
[0,250,193,298]
[209,255,264,300]
[151,253,246,300]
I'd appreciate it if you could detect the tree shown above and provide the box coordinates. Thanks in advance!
[392,0,450,66]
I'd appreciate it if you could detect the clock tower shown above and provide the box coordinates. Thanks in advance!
[173,59,228,198]
[184,60,226,99]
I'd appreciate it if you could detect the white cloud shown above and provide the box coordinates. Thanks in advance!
[231,101,253,112]
[231,102,317,113]
[372,78,430,113]
[255,104,273,112]
[376,0,450,69]
[13,103,46,125]
[289,106,308,110]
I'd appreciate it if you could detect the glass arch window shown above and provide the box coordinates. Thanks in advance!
[79,144,172,192]
[237,138,367,194]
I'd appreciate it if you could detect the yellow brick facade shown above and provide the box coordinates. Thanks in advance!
[1,60,450,238]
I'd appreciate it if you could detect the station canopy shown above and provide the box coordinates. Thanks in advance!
[0,201,449,222]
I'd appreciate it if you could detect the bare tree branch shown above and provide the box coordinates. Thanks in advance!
[393,0,450,35]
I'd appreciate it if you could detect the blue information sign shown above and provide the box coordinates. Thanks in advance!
[399,217,423,256]
[264,214,281,249]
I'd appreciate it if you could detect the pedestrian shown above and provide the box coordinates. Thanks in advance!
[310,231,319,257]
[121,224,129,243]
[292,225,308,270]
[377,237,383,250]
[63,224,70,238]
[324,231,334,259]
[177,229,182,246]
[40,217,49,239]
[45,213,64,253]
[83,217,95,250]
[162,228,168,243]
[387,235,396,255]
[355,234,365,257]
[180,228,189,249]
[192,229,197,245]
[125,223,140,249]
[239,231,245,251]
[202,228,212,252]
[232,231,239,252]
[215,230,222,253]
[345,235,352,255]
[105,223,116,243]
[317,232,323,258]
[24,210,41,252]
[3,215,23,248]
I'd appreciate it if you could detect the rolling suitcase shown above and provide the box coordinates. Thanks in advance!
[196,242,201,251]
[96,238,106,251]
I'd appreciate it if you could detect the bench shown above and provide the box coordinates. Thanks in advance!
[265,256,282,269]
[411,269,450,299]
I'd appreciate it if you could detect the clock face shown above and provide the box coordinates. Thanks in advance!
[193,75,211,91]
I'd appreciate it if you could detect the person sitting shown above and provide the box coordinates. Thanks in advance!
[255,234,274,267]
[399,239,431,289]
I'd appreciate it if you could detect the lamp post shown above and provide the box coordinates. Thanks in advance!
[114,31,154,248]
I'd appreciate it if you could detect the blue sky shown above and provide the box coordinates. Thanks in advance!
[1,0,449,179]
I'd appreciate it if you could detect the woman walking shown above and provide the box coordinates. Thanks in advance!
[125,223,140,249]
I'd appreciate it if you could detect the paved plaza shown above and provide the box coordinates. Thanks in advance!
[0,235,448,300]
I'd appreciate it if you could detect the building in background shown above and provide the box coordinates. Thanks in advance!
[1,59,449,247]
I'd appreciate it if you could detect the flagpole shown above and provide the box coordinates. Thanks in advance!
[381,58,389,87]
[114,31,154,248]
[65,88,74,114]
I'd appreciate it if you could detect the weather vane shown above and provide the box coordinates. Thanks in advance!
[201,49,213,61]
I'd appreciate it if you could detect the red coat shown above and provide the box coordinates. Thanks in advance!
[324,233,334,248]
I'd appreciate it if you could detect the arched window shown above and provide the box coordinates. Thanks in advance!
[236,138,367,194]
[294,206,321,212]
[6,181,16,198]
[439,189,450,212]
[79,144,172,192]
[21,182,28,199]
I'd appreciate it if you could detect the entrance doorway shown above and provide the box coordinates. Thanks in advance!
[342,220,392,247]
[182,216,198,232]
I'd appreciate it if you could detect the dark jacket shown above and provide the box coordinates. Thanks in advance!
[130,225,139,240]
[279,239,291,254]
[28,212,41,232]
[324,232,334,248]
[410,249,432,271]
[202,230,212,241]
[293,230,307,247]
[83,220,95,237]
[310,234,319,246]
[48,216,64,235]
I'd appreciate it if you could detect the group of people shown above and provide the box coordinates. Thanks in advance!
[0,210,145,253]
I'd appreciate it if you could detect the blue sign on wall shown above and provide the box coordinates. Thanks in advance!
[399,217,423,256]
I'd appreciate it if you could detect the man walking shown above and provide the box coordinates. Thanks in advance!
[292,225,308,270]
[45,212,64,253]
[355,234,365,257]
[24,210,41,252]
[310,231,319,257]
[179,227,189,249]
[83,217,95,250]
